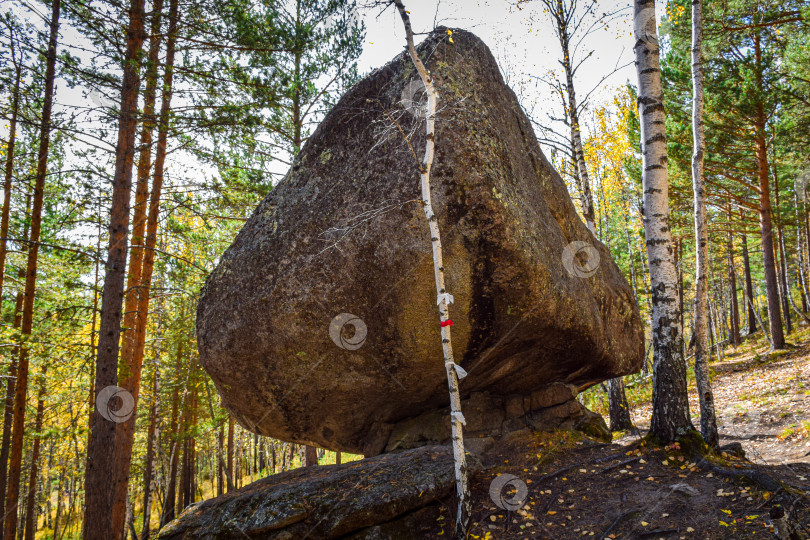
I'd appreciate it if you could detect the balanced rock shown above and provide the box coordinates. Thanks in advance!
[196,28,643,455]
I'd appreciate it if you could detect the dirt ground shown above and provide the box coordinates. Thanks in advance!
[422,329,810,539]
[626,328,810,467]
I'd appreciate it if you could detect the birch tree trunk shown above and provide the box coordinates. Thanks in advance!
[689,0,718,448]
[633,0,693,444]
[393,2,470,536]
[5,2,60,536]
[548,0,597,234]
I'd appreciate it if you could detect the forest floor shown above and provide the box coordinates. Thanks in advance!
[451,326,810,539]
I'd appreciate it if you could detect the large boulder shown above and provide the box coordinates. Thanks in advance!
[196,28,643,455]
[158,446,472,539]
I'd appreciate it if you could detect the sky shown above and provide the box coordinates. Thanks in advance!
[352,0,644,150]
[2,0,668,191]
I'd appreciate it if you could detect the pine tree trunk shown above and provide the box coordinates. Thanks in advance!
[52,470,63,540]
[750,34,784,350]
[0,283,23,538]
[112,0,177,531]
[607,378,634,432]
[728,234,741,346]
[139,366,159,540]
[160,387,179,526]
[5,3,60,536]
[85,0,146,535]
[633,0,693,444]
[304,446,318,467]
[217,423,224,496]
[772,164,792,335]
[159,345,183,527]
[111,0,165,525]
[689,0,718,447]
[22,374,46,540]
[741,234,757,334]
[794,189,810,312]
[0,53,22,524]
[0,25,22,320]
[226,417,234,491]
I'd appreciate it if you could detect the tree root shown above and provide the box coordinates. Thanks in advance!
[695,457,781,492]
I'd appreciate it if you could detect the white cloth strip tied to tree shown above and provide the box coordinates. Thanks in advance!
[393,2,471,538]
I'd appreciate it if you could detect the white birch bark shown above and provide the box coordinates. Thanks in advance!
[393,2,470,536]
[633,0,693,443]
[689,0,718,447]
[549,0,597,234]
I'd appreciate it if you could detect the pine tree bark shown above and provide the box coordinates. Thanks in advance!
[1,198,31,538]
[139,366,159,540]
[607,378,634,432]
[689,0,718,448]
[304,446,318,467]
[394,2,471,536]
[217,423,224,496]
[751,33,784,349]
[741,234,757,334]
[633,0,693,444]
[226,416,234,491]
[0,279,23,539]
[159,381,180,527]
[5,2,60,536]
[85,0,146,535]
[23,373,46,540]
[112,0,176,531]
[794,188,810,312]
[772,164,792,335]
[0,23,22,319]
[727,234,741,346]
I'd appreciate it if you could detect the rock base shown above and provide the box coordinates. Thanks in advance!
[376,383,610,456]
[158,446,479,540]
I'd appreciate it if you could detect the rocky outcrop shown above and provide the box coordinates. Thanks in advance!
[158,446,475,539]
[196,27,644,455]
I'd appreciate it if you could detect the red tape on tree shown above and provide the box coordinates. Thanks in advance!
[440,319,453,328]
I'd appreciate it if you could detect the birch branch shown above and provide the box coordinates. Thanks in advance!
[392,2,471,537]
